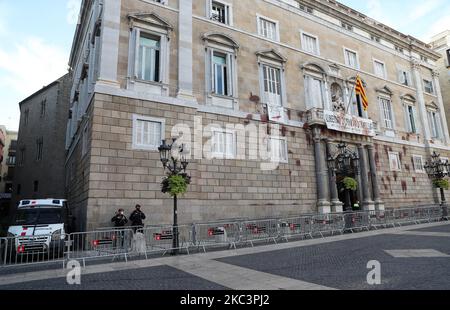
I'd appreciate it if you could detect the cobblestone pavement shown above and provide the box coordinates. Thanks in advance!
[0,265,229,290]
[218,232,450,290]
[0,222,449,290]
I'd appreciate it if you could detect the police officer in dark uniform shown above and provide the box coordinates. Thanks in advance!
[129,204,146,233]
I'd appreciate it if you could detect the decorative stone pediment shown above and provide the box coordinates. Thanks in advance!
[376,85,393,96]
[256,49,287,64]
[202,32,240,51]
[400,94,416,102]
[301,62,326,74]
[128,12,173,32]
[426,101,439,110]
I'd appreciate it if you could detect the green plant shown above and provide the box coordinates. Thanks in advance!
[161,174,191,197]
[433,178,449,190]
[342,177,358,191]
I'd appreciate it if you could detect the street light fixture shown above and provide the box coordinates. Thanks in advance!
[158,138,190,255]
[424,152,448,216]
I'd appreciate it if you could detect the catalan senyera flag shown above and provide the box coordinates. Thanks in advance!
[355,75,369,111]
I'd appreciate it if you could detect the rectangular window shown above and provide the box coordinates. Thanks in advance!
[373,60,386,78]
[258,16,278,41]
[423,79,434,94]
[446,49,450,67]
[268,137,288,163]
[398,70,411,86]
[213,52,229,96]
[380,98,394,129]
[137,34,160,82]
[40,100,46,117]
[19,149,25,167]
[24,109,29,126]
[371,35,380,43]
[388,152,401,172]
[395,46,404,53]
[211,1,230,25]
[33,180,39,192]
[36,138,43,161]
[405,105,417,133]
[427,110,442,139]
[132,115,165,150]
[211,129,236,159]
[412,155,424,173]
[262,65,282,106]
[305,75,324,109]
[301,33,319,55]
[341,21,353,31]
[344,49,358,69]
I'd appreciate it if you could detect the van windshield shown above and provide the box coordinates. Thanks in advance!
[15,207,63,225]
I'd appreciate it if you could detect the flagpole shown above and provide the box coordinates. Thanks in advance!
[345,73,359,114]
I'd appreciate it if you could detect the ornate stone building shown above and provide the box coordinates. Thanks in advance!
[430,30,450,136]
[66,0,450,231]
[12,74,72,208]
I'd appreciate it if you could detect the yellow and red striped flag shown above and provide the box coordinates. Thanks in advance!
[355,76,369,111]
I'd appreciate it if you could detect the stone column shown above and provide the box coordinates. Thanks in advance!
[97,0,121,87]
[177,0,196,101]
[411,60,431,143]
[367,145,384,210]
[432,70,450,144]
[313,127,331,214]
[358,144,375,211]
[326,141,343,213]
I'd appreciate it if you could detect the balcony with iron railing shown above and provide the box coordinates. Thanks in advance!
[304,107,376,137]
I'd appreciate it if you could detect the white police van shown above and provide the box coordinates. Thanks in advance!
[7,199,74,255]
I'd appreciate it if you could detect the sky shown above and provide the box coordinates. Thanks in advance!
[0,0,449,131]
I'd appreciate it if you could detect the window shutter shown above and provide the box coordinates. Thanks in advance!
[403,104,410,132]
[398,70,405,84]
[305,76,311,110]
[226,53,233,96]
[210,49,215,93]
[134,28,140,79]
[412,106,419,134]
[128,28,137,78]
[436,113,443,139]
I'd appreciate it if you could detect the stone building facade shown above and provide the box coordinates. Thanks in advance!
[0,126,17,230]
[430,30,450,136]
[66,0,450,231]
[0,128,4,165]
[11,74,72,208]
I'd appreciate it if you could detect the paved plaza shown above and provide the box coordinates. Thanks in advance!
[0,221,449,290]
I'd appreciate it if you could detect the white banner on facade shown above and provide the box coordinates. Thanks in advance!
[324,110,375,137]
[267,104,285,123]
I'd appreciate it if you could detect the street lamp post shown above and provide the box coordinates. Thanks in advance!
[327,142,360,212]
[158,138,190,255]
[425,152,449,218]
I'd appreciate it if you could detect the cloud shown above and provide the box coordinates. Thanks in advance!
[421,11,450,42]
[0,37,69,98]
[408,0,444,21]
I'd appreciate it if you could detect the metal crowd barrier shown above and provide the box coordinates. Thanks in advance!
[67,229,134,265]
[1,205,448,269]
[240,219,279,246]
[0,234,66,268]
[311,213,345,237]
[193,221,241,252]
[140,225,191,255]
[278,216,313,241]
[344,212,370,233]
[392,208,416,226]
